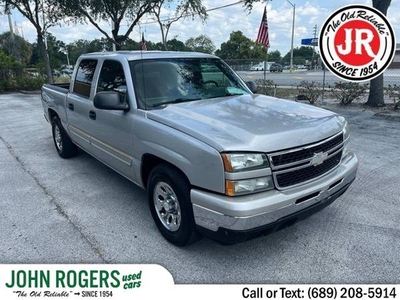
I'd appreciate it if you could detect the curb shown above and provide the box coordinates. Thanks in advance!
[19,90,41,95]
[374,112,400,121]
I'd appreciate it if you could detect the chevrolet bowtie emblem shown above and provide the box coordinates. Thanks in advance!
[311,152,328,166]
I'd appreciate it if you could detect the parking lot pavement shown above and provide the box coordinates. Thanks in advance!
[0,93,104,264]
[0,93,399,283]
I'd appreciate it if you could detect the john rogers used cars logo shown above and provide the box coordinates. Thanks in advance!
[319,4,396,82]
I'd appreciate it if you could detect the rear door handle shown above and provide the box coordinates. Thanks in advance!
[89,110,96,120]
[68,103,74,111]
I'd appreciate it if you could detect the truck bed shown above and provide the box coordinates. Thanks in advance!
[43,82,70,94]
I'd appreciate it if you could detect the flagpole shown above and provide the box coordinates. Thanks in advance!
[263,47,268,95]
[256,3,270,95]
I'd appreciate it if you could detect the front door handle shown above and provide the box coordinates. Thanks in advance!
[68,103,74,111]
[89,110,96,120]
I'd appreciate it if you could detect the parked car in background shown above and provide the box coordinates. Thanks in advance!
[52,70,61,77]
[250,63,264,71]
[270,63,283,73]
[25,68,40,77]
[250,62,276,71]
[296,65,308,70]
[61,68,73,77]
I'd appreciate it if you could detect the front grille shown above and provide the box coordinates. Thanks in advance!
[275,151,342,188]
[268,132,344,189]
[271,134,343,167]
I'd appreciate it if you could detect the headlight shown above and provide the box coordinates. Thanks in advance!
[342,121,350,158]
[226,176,274,196]
[343,121,350,141]
[221,153,269,172]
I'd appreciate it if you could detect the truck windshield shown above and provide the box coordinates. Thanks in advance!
[129,58,251,109]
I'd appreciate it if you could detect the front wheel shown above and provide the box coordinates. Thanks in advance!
[147,164,199,246]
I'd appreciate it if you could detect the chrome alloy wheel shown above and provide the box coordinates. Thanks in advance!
[54,125,63,152]
[153,182,181,232]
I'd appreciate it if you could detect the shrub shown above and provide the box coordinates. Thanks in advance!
[16,76,46,91]
[0,75,45,92]
[297,80,322,104]
[255,79,276,96]
[332,82,369,106]
[385,84,400,109]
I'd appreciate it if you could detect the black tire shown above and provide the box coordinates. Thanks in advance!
[147,164,199,246]
[51,116,78,158]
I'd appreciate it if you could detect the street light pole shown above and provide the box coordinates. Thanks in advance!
[287,0,295,73]
[66,48,70,66]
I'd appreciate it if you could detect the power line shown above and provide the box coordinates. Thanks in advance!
[140,0,244,26]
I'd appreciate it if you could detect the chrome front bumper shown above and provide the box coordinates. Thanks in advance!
[191,152,358,234]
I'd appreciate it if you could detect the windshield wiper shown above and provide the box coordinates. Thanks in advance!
[150,98,201,108]
[225,91,244,96]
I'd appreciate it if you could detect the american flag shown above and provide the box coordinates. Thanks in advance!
[256,6,270,48]
[141,33,147,51]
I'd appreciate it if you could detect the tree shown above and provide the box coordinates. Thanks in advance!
[366,0,391,107]
[268,50,282,63]
[154,38,189,51]
[58,0,158,50]
[151,0,207,50]
[0,50,21,67]
[66,38,114,65]
[88,38,113,53]
[282,46,314,65]
[185,34,215,54]
[66,40,90,66]
[166,38,189,51]
[215,31,260,59]
[0,31,32,65]
[1,0,64,83]
[45,33,68,69]
[30,33,73,69]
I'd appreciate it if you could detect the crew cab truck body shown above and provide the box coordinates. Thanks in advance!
[41,51,358,246]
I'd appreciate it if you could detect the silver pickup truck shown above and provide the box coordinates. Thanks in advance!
[41,51,358,246]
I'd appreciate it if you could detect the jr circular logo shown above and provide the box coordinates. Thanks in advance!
[319,5,396,82]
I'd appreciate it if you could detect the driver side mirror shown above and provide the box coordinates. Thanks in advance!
[94,91,129,111]
[246,81,258,93]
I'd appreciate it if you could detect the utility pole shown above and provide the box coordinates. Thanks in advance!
[312,24,317,69]
[41,0,47,49]
[65,48,70,66]
[287,0,295,73]
[7,12,14,39]
[7,11,19,61]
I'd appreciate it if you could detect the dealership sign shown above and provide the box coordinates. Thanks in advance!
[319,5,396,82]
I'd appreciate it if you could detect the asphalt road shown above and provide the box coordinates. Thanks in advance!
[0,93,399,284]
[237,69,400,87]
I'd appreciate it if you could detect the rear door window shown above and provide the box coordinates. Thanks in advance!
[73,59,98,98]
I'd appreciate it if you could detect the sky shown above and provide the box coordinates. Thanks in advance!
[0,0,399,57]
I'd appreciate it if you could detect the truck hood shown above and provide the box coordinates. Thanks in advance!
[146,94,345,153]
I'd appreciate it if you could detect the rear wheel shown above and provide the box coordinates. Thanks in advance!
[51,116,77,158]
[147,164,199,246]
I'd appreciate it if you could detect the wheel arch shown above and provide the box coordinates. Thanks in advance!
[48,108,59,125]
[141,154,190,191]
